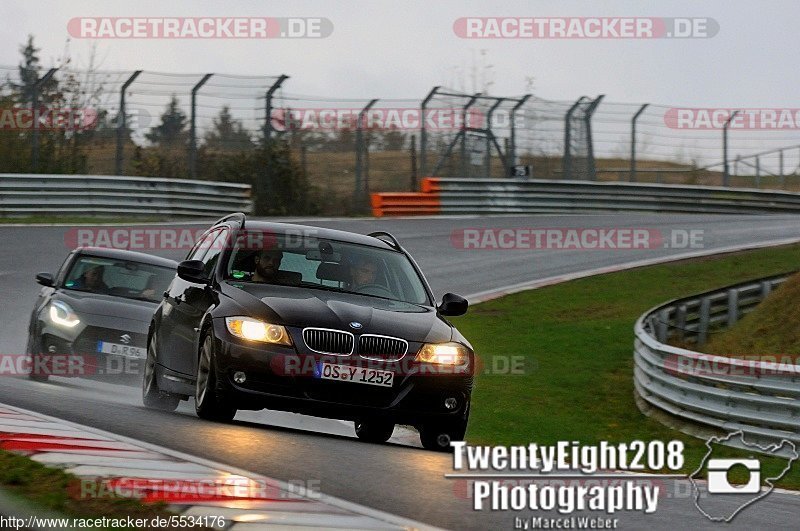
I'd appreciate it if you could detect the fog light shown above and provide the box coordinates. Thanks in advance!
[444,397,458,410]
[233,371,246,384]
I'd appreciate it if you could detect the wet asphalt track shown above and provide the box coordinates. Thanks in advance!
[1,213,800,529]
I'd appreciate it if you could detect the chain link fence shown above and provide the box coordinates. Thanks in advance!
[3,63,800,215]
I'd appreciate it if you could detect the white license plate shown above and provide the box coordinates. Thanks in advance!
[97,341,146,359]
[315,363,394,387]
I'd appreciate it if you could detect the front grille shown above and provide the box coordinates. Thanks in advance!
[73,326,147,354]
[358,334,408,361]
[303,328,354,355]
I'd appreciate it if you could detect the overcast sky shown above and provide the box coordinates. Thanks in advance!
[0,0,797,106]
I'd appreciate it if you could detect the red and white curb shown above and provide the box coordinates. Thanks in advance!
[0,403,437,530]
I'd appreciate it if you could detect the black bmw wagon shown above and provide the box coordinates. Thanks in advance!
[144,213,474,451]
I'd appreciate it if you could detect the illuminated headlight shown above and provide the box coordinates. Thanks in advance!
[49,301,81,328]
[225,317,291,346]
[415,342,468,365]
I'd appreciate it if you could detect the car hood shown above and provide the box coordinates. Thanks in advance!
[227,283,452,344]
[57,290,158,324]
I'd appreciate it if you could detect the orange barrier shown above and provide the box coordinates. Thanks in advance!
[370,177,442,217]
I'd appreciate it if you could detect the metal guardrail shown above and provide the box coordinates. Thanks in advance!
[633,272,800,455]
[0,174,253,217]
[371,178,800,216]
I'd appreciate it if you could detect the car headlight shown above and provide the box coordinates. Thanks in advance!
[49,301,81,328]
[415,342,468,365]
[225,317,291,346]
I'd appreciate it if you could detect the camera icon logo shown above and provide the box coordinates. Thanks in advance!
[707,458,761,494]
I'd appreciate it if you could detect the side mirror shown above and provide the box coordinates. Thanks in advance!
[177,260,209,284]
[36,272,54,287]
[438,293,468,316]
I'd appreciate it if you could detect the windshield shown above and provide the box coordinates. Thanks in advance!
[63,255,175,303]
[224,230,430,305]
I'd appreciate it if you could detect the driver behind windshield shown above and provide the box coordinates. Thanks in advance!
[349,255,379,292]
[73,265,110,294]
[252,249,283,283]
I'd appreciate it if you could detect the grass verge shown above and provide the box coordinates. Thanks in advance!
[0,449,209,529]
[456,244,800,488]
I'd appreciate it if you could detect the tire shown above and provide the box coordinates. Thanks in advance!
[354,419,395,443]
[195,333,237,422]
[142,332,180,412]
[419,405,470,452]
[27,335,49,382]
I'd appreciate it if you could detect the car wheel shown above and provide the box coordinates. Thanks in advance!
[26,335,49,382]
[354,419,395,443]
[419,405,470,452]
[142,332,180,412]
[195,333,237,422]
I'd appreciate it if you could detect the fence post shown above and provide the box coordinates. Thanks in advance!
[509,94,531,176]
[461,93,481,176]
[260,75,289,212]
[584,95,604,181]
[409,134,418,190]
[723,111,739,186]
[562,96,586,180]
[189,73,213,180]
[31,68,58,173]
[419,86,439,177]
[355,99,378,210]
[755,155,760,188]
[630,103,649,182]
[485,98,504,178]
[779,148,785,189]
[115,70,142,176]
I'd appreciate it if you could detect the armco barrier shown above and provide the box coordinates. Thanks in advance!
[0,174,253,217]
[371,177,800,216]
[633,272,800,455]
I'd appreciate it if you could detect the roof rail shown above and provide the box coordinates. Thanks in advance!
[367,231,401,250]
[213,212,246,229]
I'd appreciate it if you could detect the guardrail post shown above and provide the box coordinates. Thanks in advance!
[189,73,213,180]
[31,68,58,173]
[115,70,142,176]
[355,99,378,211]
[698,297,711,345]
[723,111,739,186]
[727,289,739,327]
[509,94,531,176]
[675,304,687,341]
[630,103,649,182]
[419,86,439,177]
[656,309,670,343]
[760,280,772,299]
[260,75,289,213]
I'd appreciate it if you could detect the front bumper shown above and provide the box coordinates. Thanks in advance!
[212,321,473,425]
